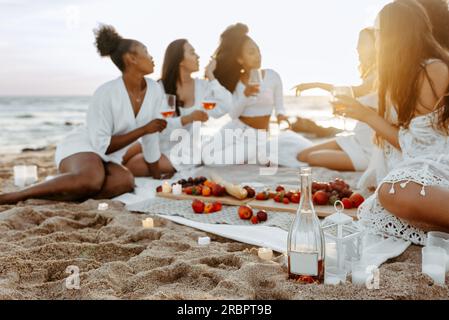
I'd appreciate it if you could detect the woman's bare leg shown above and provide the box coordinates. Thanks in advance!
[378,182,449,232]
[297,139,355,171]
[122,142,142,165]
[0,153,106,204]
[125,153,175,177]
[93,162,135,199]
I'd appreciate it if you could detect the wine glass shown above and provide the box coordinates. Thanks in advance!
[161,94,176,118]
[248,69,263,86]
[202,90,217,111]
[330,86,354,137]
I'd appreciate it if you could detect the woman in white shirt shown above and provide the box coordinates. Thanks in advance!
[203,23,311,166]
[123,39,232,174]
[0,25,167,204]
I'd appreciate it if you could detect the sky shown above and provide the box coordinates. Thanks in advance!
[0,0,390,96]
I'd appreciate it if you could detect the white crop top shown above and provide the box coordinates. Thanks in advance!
[230,69,286,119]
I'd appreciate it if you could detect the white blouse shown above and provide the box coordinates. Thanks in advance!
[230,69,286,119]
[55,77,163,166]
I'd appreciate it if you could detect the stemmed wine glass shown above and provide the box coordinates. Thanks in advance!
[330,86,354,137]
[202,90,217,111]
[248,69,263,101]
[161,94,176,118]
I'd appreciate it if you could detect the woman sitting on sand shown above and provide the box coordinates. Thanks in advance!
[203,23,312,166]
[295,28,378,172]
[0,25,168,204]
[333,0,449,244]
[122,39,232,175]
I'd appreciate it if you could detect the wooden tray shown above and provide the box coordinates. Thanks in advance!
[247,198,358,220]
[156,192,251,206]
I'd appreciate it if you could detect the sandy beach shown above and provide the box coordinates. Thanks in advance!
[0,147,448,300]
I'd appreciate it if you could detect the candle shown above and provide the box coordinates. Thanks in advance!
[13,165,27,187]
[198,236,210,246]
[422,246,446,285]
[97,203,109,211]
[25,165,38,185]
[162,181,172,193]
[172,183,182,195]
[142,217,154,229]
[258,247,273,261]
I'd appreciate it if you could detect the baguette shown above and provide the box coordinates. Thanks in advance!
[209,172,248,200]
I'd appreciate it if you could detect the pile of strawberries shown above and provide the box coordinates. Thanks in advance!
[191,199,223,214]
[238,206,268,224]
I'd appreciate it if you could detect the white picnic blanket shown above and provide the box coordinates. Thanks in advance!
[115,165,411,268]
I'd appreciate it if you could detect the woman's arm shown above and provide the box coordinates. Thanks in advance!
[293,82,333,96]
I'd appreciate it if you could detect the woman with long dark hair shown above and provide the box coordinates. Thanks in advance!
[333,1,449,244]
[123,39,232,175]
[204,23,311,166]
[0,25,167,204]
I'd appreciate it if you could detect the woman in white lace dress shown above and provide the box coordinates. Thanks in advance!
[332,1,449,245]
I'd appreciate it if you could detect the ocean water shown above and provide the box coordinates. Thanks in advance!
[0,95,354,154]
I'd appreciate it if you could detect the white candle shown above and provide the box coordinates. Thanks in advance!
[172,183,182,195]
[97,203,109,211]
[162,181,172,193]
[422,264,446,285]
[258,247,273,261]
[25,165,38,185]
[198,236,210,246]
[13,165,27,187]
[142,217,154,229]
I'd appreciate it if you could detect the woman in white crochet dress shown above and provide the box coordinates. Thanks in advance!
[332,0,449,245]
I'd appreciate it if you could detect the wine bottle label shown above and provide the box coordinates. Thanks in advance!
[290,251,318,276]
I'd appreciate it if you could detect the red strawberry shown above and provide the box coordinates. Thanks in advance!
[238,206,253,220]
[290,193,300,204]
[184,186,193,195]
[283,197,290,205]
[251,215,260,224]
[274,194,282,203]
[276,185,285,192]
[312,190,329,206]
[256,210,268,222]
[212,184,225,197]
[192,200,205,214]
[342,198,353,209]
[212,201,222,212]
[349,193,365,208]
[256,191,269,201]
[156,185,162,193]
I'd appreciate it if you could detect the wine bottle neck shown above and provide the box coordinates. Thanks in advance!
[299,173,314,214]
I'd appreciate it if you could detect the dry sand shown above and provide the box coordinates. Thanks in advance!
[0,147,448,300]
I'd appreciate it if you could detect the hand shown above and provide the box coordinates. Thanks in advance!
[277,114,291,129]
[244,84,260,97]
[205,58,217,80]
[144,119,167,134]
[291,83,318,96]
[331,95,375,122]
[188,110,209,123]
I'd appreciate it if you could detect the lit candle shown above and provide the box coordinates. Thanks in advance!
[97,203,109,211]
[198,236,210,246]
[172,183,182,195]
[162,181,172,193]
[258,247,273,261]
[142,217,154,229]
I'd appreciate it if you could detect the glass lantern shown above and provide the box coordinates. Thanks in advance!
[321,201,364,271]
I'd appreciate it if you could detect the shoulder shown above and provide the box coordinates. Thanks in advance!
[93,77,121,97]
[264,69,282,83]
[146,77,165,96]
[422,59,449,89]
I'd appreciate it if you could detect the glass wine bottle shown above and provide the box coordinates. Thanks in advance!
[287,167,325,284]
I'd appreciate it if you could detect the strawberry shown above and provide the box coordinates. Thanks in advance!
[256,210,268,222]
[312,190,329,206]
[342,198,353,209]
[192,200,205,214]
[250,215,260,224]
[212,184,225,197]
[283,197,290,205]
[156,185,162,193]
[276,185,285,192]
[290,193,300,204]
[204,203,214,214]
[238,206,253,220]
[349,193,365,208]
[184,186,193,195]
[212,201,222,212]
[255,191,269,201]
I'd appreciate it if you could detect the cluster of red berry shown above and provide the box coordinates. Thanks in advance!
[311,178,364,209]
[238,206,268,224]
[191,199,223,214]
